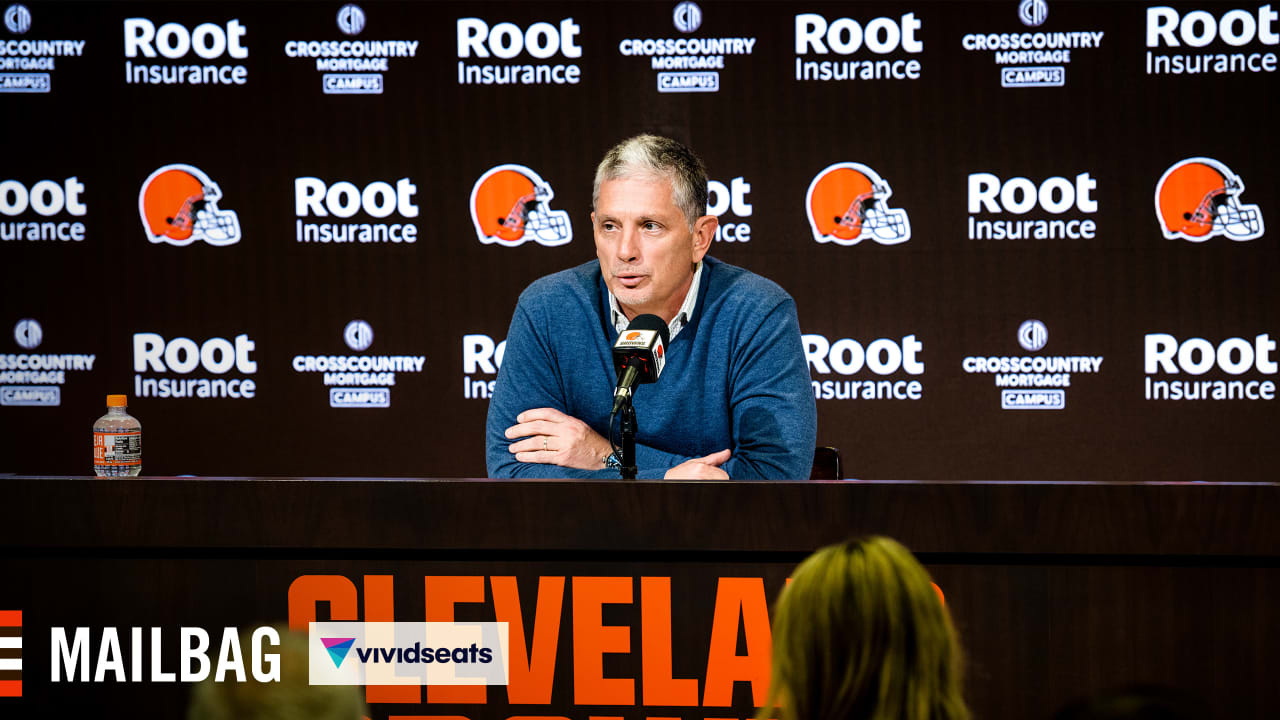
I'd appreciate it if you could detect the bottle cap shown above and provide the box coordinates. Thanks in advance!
[106,394,127,407]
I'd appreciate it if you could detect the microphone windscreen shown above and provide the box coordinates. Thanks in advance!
[626,314,670,348]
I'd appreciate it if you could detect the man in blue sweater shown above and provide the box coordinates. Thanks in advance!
[485,135,816,479]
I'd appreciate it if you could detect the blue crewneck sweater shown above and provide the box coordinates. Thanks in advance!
[485,256,817,480]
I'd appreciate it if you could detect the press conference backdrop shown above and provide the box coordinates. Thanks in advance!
[2,1,1277,480]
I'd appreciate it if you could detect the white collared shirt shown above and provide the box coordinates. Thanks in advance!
[608,261,703,340]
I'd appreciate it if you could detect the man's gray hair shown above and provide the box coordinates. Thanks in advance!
[592,135,708,228]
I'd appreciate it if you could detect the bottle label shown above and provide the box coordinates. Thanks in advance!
[94,431,142,466]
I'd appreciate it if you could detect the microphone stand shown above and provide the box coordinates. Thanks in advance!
[619,398,638,481]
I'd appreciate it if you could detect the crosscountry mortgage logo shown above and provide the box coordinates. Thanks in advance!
[14,318,40,349]
[138,164,241,246]
[344,320,373,351]
[292,321,423,408]
[962,320,1103,410]
[5,4,30,34]
[806,162,911,245]
[470,164,572,246]
[2,318,95,407]
[1155,157,1264,242]
[1018,319,1048,351]
[1019,0,1048,27]
[337,5,364,36]
[285,5,418,96]
[674,2,702,33]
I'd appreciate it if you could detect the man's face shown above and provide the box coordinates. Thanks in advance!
[593,174,716,322]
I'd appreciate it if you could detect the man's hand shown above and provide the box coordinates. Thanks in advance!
[505,407,613,470]
[664,449,731,479]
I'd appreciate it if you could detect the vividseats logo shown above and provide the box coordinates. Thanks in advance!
[804,333,925,400]
[1,4,86,93]
[1,318,96,407]
[806,163,911,246]
[1145,4,1278,75]
[962,320,1104,410]
[618,1,757,94]
[283,4,419,95]
[308,622,508,686]
[0,176,86,242]
[1154,158,1264,242]
[470,164,572,247]
[291,320,425,409]
[967,170,1098,240]
[139,164,241,246]
[123,17,249,85]
[961,1,1104,88]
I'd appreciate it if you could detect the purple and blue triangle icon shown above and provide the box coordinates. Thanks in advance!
[322,637,356,668]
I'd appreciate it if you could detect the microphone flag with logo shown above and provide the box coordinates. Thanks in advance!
[611,314,669,413]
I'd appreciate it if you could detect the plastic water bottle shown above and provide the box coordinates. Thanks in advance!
[93,394,141,477]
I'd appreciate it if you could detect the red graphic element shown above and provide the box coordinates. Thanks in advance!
[0,609,20,698]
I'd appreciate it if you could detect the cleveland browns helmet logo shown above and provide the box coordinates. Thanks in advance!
[1155,158,1264,242]
[806,162,911,246]
[470,164,572,247]
[138,164,242,246]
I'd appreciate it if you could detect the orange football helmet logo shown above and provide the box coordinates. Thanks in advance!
[138,164,241,246]
[806,162,911,245]
[1155,158,1263,242]
[470,164,572,247]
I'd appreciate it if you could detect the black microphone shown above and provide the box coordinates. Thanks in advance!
[611,314,670,413]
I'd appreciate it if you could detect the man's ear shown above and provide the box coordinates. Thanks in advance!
[692,215,718,261]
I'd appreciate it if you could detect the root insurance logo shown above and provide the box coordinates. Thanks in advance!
[1145,333,1276,401]
[794,10,923,81]
[804,333,925,400]
[0,176,86,242]
[123,17,249,85]
[456,15,582,85]
[1145,5,1278,75]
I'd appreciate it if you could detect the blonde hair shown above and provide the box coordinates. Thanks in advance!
[187,625,367,720]
[758,537,970,720]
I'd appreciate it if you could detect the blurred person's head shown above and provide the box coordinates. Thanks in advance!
[188,625,366,720]
[759,536,970,720]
